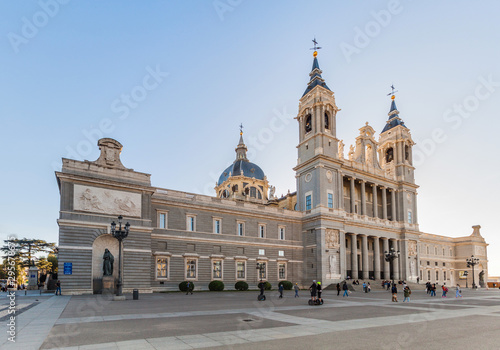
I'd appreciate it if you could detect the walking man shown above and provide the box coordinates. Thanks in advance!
[342,281,349,297]
[391,284,398,302]
[278,283,284,299]
[455,284,462,298]
[55,280,61,296]
[294,283,299,297]
[186,281,193,295]
[336,283,341,296]
[403,286,411,302]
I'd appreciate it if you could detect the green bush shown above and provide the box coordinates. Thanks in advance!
[208,280,225,291]
[278,281,293,290]
[235,281,249,291]
[258,281,272,290]
[179,281,195,292]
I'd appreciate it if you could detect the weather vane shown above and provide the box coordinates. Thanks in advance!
[310,38,322,51]
[239,123,244,135]
[387,84,398,99]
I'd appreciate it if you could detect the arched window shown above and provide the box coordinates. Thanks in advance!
[435,271,439,281]
[324,113,330,130]
[385,148,394,163]
[250,187,257,198]
[426,246,429,254]
[305,114,312,133]
[444,271,447,280]
[221,190,229,198]
[257,191,262,199]
[405,145,410,160]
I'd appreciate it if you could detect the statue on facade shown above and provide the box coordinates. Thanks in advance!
[348,145,355,161]
[338,140,345,159]
[103,249,114,276]
[269,185,276,199]
[479,270,484,282]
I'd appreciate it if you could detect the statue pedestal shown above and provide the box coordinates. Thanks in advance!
[102,276,115,295]
[27,266,39,290]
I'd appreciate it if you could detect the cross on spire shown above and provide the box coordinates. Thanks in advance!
[387,84,398,98]
[310,37,322,51]
[239,123,244,135]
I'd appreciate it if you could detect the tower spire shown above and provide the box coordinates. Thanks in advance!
[302,38,331,97]
[382,86,406,133]
[235,124,248,161]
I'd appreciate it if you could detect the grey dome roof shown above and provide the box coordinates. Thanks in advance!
[217,160,265,186]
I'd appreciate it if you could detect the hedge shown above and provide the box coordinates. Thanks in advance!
[178,281,195,292]
[235,281,249,291]
[208,280,225,291]
[278,281,293,290]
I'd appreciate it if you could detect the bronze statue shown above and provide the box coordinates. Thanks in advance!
[103,248,114,276]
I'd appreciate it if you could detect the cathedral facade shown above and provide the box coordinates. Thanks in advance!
[56,52,488,294]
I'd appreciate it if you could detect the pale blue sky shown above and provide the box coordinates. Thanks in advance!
[1,1,499,274]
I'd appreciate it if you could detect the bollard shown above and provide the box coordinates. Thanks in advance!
[133,289,139,300]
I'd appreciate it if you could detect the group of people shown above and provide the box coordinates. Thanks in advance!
[390,283,412,302]
[308,280,323,303]
[424,282,462,298]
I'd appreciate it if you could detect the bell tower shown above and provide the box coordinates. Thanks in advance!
[378,90,418,225]
[294,46,342,211]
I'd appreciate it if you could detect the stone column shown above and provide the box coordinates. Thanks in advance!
[339,230,346,279]
[360,180,366,216]
[373,236,381,280]
[383,237,390,280]
[391,189,397,221]
[338,173,344,209]
[381,187,387,220]
[392,239,400,280]
[351,233,358,279]
[350,177,355,213]
[372,184,378,218]
[361,234,369,279]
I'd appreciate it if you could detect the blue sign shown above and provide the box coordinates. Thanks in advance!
[64,262,72,275]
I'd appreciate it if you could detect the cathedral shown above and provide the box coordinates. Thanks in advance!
[56,50,488,294]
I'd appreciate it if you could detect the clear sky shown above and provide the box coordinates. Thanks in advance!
[1,1,499,274]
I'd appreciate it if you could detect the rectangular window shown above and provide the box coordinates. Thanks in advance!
[187,215,196,231]
[237,222,244,236]
[159,213,167,229]
[259,249,265,256]
[258,262,267,280]
[156,257,168,279]
[427,261,430,266]
[278,250,284,257]
[259,224,265,238]
[278,263,286,280]
[236,261,246,279]
[435,271,439,280]
[279,226,285,240]
[213,219,221,234]
[408,210,412,224]
[186,259,197,279]
[327,192,333,208]
[306,194,312,210]
[212,260,222,279]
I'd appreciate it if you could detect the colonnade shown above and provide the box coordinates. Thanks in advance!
[346,234,401,281]
[341,175,397,221]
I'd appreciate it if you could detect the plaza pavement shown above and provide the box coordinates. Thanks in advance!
[1,287,500,349]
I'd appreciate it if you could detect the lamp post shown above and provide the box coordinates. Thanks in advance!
[256,262,265,284]
[111,215,130,297]
[466,255,480,289]
[384,247,400,286]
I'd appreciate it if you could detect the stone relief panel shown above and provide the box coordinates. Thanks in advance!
[408,240,417,256]
[325,229,340,249]
[74,184,142,217]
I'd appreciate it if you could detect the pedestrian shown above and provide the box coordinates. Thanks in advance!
[186,281,193,295]
[430,284,436,297]
[367,282,371,293]
[55,280,61,296]
[391,284,398,302]
[455,284,462,298]
[309,280,317,302]
[362,281,367,293]
[294,283,300,298]
[342,281,349,297]
[417,276,420,284]
[336,283,341,296]
[386,281,391,291]
[403,286,411,302]
[441,284,448,298]
[278,283,284,299]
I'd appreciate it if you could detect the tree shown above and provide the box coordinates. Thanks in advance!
[47,254,58,274]
[1,238,56,267]
[36,257,52,273]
